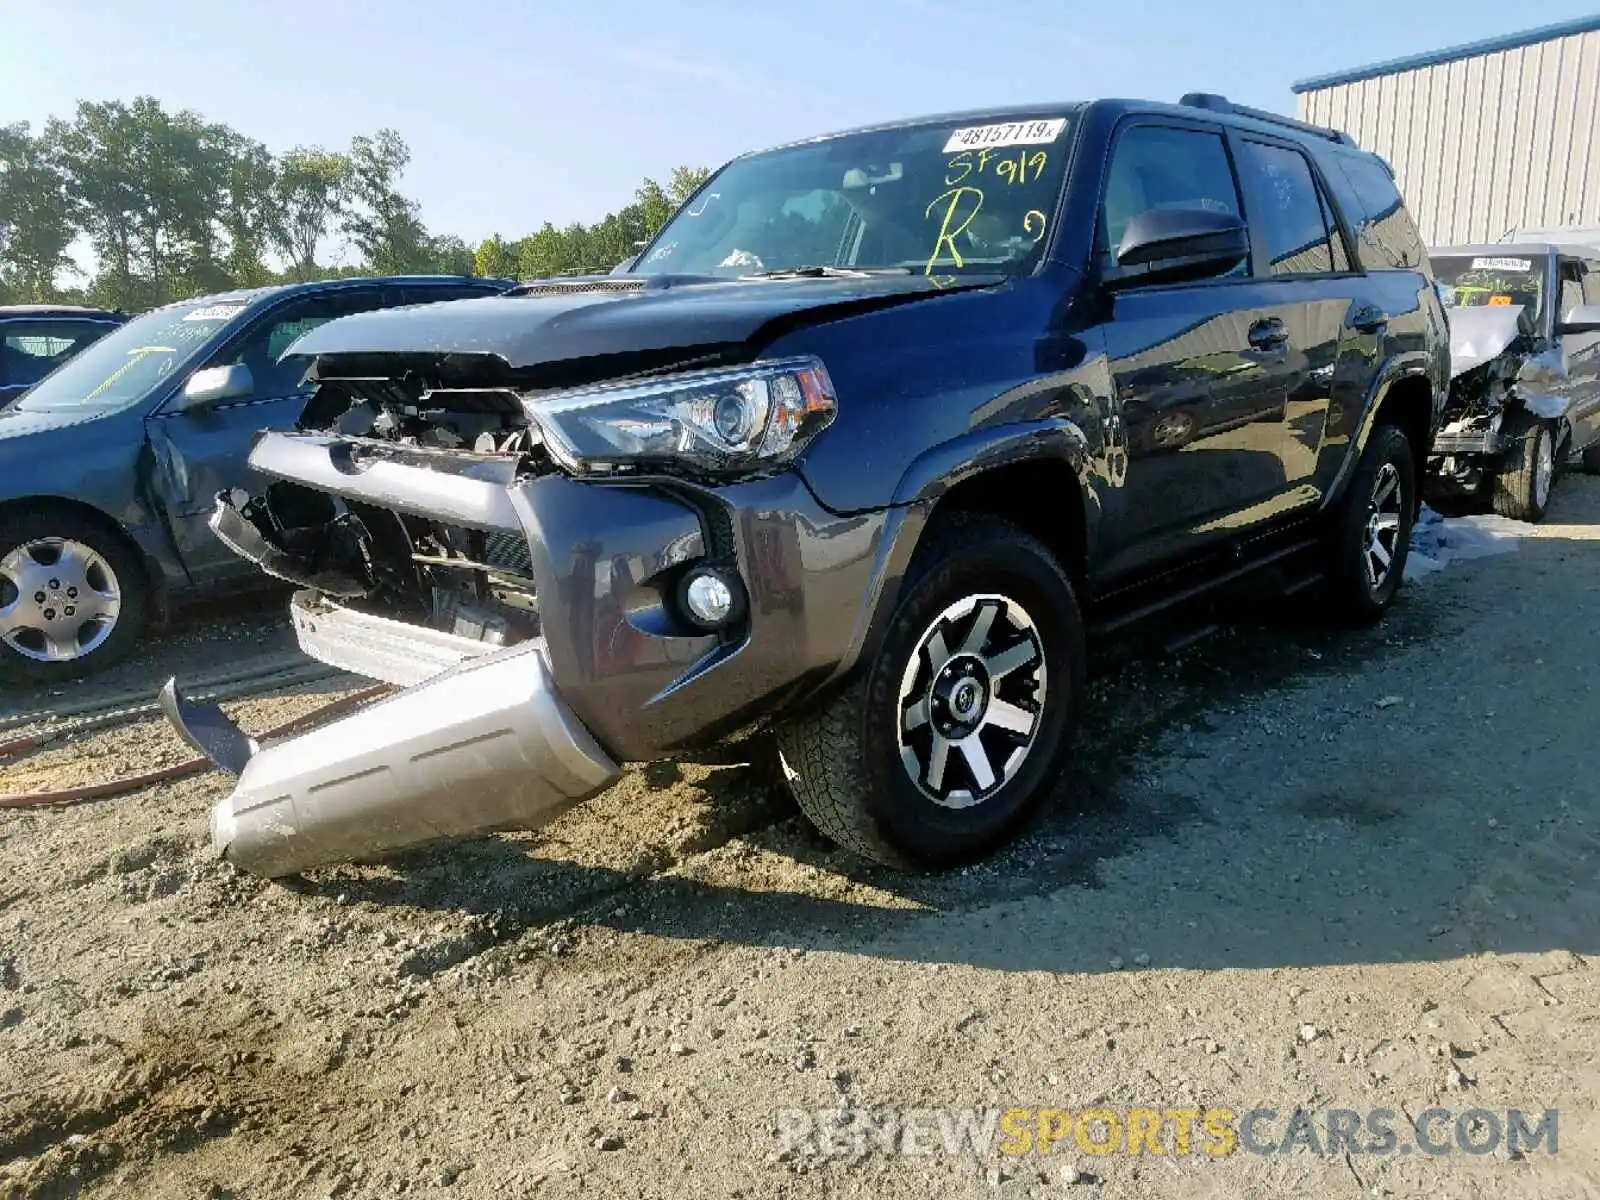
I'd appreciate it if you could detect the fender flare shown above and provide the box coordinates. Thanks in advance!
[1327,355,1440,507]
[824,417,1097,685]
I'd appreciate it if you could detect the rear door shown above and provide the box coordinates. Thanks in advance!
[146,286,390,584]
[1227,135,1366,507]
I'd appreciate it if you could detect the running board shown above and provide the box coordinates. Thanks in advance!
[1089,537,1319,637]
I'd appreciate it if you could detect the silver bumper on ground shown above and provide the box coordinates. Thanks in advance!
[202,638,619,877]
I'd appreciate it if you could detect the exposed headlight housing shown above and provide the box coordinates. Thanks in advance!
[527,357,837,476]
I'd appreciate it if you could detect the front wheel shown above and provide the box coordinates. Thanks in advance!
[1491,414,1557,522]
[0,509,149,681]
[1324,424,1416,624]
[775,514,1085,869]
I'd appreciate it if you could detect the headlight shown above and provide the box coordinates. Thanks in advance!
[526,356,837,476]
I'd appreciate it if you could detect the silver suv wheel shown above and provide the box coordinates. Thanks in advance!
[895,593,1046,809]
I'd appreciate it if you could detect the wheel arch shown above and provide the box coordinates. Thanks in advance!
[826,419,1095,690]
[1334,366,1436,513]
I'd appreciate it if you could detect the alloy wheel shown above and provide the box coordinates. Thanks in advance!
[1361,462,1404,592]
[896,593,1047,809]
[0,538,122,663]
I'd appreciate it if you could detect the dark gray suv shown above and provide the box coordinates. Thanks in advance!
[163,95,1449,877]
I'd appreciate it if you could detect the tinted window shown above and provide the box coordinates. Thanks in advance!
[1584,261,1600,308]
[1334,155,1426,269]
[1099,125,1242,263]
[1559,259,1586,325]
[1238,142,1339,275]
[0,320,115,389]
[218,290,389,398]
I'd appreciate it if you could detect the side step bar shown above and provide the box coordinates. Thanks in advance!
[185,639,618,877]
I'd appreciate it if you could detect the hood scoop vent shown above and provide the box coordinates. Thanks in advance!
[506,273,726,299]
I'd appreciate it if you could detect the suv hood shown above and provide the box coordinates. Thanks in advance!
[1448,305,1531,378]
[286,273,992,371]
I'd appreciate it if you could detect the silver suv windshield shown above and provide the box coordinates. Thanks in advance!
[1431,254,1548,331]
[14,297,255,414]
[632,111,1078,279]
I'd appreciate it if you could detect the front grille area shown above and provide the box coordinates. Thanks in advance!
[483,529,535,578]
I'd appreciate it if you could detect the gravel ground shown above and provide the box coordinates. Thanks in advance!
[2,483,1598,1200]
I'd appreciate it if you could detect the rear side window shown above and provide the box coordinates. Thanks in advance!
[1559,259,1586,325]
[1333,155,1426,270]
[1584,261,1600,308]
[1237,141,1344,276]
[1099,125,1242,264]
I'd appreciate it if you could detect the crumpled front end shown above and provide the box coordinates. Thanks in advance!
[168,366,889,876]
[1427,305,1573,496]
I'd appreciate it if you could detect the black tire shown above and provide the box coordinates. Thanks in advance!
[1324,424,1416,625]
[1490,413,1557,522]
[0,507,149,682]
[774,514,1086,869]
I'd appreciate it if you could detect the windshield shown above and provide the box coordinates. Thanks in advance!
[14,297,255,413]
[1432,254,1548,331]
[632,112,1078,279]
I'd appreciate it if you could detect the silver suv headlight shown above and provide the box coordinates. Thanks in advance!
[525,356,837,476]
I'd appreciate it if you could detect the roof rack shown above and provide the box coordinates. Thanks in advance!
[1178,92,1358,146]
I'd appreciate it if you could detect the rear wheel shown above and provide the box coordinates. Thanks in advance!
[0,508,149,681]
[1324,423,1416,624]
[775,514,1085,868]
[1490,413,1556,522]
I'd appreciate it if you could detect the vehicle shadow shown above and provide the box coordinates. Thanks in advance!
[279,494,1600,977]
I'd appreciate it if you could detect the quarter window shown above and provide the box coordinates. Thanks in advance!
[1239,142,1340,276]
[1099,125,1243,268]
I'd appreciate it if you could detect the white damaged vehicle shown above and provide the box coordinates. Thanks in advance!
[1428,245,1600,521]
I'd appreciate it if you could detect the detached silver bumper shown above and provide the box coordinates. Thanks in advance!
[178,635,618,877]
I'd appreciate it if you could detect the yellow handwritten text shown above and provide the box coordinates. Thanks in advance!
[924,186,984,274]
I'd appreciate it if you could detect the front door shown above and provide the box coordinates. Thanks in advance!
[145,288,388,585]
[1561,256,1600,453]
[1094,120,1301,578]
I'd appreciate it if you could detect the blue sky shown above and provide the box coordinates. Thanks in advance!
[7,0,1598,249]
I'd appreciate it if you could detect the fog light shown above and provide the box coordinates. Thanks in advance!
[682,568,741,628]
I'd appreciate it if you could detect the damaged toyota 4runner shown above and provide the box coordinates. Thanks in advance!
[163,96,1448,878]
[1428,245,1600,521]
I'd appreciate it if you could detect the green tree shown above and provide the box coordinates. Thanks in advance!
[0,123,79,302]
[427,233,474,276]
[342,129,430,274]
[474,233,517,279]
[273,147,347,280]
[667,165,713,208]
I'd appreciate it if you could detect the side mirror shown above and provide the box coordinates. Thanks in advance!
[180,363,254,410]
[1558,304,1600,334]
[1106,207,1250,288]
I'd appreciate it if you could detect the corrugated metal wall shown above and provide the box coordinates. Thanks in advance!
[1297,27,1600,247]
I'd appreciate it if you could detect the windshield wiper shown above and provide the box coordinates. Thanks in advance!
[743,265,914,280]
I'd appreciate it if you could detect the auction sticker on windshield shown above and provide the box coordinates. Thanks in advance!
[183,304,247,322]
[943,118,1066,154]
[1470,257,1533,272]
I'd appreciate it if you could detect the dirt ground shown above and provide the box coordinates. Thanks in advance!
[2,481,1599,1200]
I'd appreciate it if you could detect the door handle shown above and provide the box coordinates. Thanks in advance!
[1349,302,1388,334]
[1248,318,1288,348]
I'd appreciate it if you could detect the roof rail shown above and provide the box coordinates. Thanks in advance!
[1178,92,1358,147]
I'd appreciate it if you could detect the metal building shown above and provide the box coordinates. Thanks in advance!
[1292,15,1600,248]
